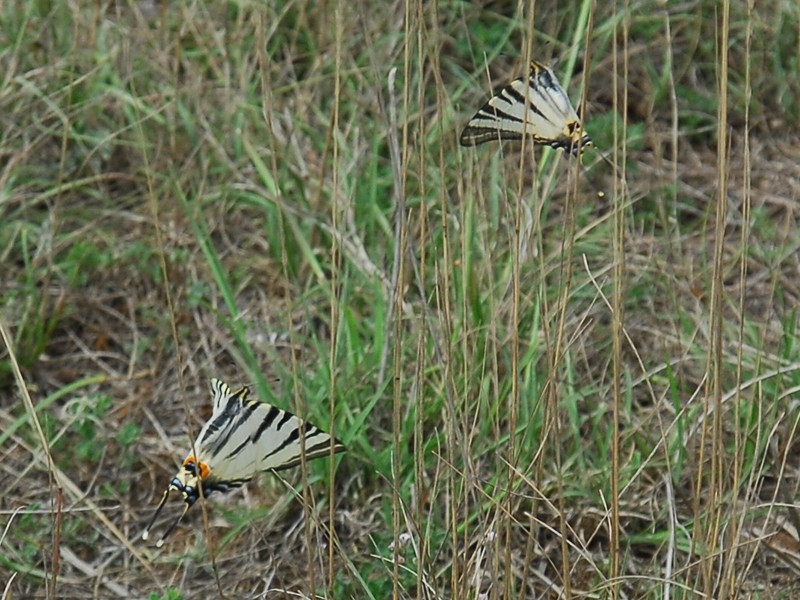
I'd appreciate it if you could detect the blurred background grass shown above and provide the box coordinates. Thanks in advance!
[2,1,800,598]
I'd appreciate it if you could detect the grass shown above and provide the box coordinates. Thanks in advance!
[2,0,800,598]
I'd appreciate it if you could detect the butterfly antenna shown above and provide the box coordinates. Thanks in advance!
[596,149,616,170]
[141,488,171,541]
[155,502,191,548]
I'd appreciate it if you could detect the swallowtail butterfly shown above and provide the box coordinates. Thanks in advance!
[460,61,591,155]
[142,378,344,547]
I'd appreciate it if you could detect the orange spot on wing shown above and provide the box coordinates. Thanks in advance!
[182,457,211,479]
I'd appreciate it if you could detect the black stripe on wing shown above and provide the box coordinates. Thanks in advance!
[223,403,283,460]
[265,424,346,472]
[202,389,258,455]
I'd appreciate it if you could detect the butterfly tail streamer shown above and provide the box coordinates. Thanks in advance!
[155,502,191,548]
[141,489,171,542]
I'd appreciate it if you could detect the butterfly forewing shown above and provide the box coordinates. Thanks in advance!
[195,379,344,478]
[206,394,342,480]
[460,61,591,155]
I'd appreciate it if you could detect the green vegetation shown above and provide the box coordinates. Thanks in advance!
[2,0,800,598]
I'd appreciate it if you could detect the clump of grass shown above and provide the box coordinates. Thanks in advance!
[2,1,800,598]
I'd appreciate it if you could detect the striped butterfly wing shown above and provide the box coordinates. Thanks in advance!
[198,378,345,484]
[460,61,591,155]
[191,379,260,487]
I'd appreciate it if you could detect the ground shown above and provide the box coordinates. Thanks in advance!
[2,1,800,599]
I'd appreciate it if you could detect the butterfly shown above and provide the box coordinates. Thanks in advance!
[142,377,344,547]
[460,61,591,155]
